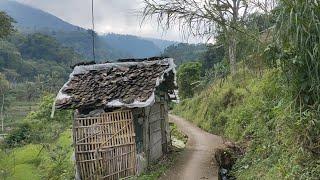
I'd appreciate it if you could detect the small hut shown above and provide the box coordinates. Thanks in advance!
[53,57,176,179]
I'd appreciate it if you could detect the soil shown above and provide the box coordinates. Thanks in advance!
[160,114,223,180]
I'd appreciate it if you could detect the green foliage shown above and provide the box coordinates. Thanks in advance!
[39,130,73,180]
[174,68,320,179]
[202,44,225,72]
[5,94,71,145]
[0,32,78,86]
[9,164,40,180]
[16,33,80,65]
[0,144,43,180]
[0,149,14,179]
[176,62,202,99]
[274,0,320,105]
[1,94,73,179]
[4,122,31,147]
[162,43,207,65]
[1,133,73,180]
[0,11,15,39]
[23,94,71,143]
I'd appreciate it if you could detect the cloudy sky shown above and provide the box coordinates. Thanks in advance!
[15,0,203,43]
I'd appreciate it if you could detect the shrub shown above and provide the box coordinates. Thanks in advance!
[5,122,31,147]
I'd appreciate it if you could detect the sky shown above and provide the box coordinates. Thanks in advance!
[14,0,204,43]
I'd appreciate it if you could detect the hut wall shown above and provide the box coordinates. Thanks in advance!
[145,102,164,162]
[162,101,170,152]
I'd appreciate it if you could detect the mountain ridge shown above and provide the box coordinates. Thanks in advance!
[0,0,176,60]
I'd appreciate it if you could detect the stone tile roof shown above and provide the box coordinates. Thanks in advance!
[55,58,176,110]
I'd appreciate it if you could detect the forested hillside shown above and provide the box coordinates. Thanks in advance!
[101,33,161,58]
[0,32,82,83]
[162,43,224,70]
[162,43,207,65]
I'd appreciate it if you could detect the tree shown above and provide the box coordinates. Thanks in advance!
[203,44,225,72]
[0,73,9,132]
[177,62,202,99]
[0,11,15,39]
[142,0,251,74]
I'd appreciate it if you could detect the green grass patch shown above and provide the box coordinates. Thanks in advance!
[0,129,73,179]
[12,144,44,165]
[8,164,40,180]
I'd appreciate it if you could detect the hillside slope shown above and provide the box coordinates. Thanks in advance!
[0,1,79,32]
[101,33,162,58]
[173,69,320,179]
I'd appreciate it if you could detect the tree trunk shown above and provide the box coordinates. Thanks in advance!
[229,33,237,75]
[1,94,4,132]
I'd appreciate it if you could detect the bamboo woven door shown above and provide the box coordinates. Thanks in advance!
[73,110,136,180]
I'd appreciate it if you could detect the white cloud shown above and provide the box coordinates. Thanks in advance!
[14,0,205,43]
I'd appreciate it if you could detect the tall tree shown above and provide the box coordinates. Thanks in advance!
[0,11,15,39]
[142,0,251,74]
[0,73,9,132]
[0,12,14,132]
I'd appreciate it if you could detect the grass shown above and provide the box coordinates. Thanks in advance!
[11,144,44,164]
[0,129,73,179]
[8,164,40,180]
[173,69,320,179]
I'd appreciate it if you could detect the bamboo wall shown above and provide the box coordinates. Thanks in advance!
[73,110,136,180]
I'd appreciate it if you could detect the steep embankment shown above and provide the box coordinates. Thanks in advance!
[173,69,320,179]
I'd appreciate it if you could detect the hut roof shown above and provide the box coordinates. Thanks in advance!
[54,58,176,110]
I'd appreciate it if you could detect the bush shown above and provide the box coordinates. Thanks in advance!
[5,122,31,147]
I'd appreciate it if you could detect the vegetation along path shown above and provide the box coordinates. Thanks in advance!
[161,114,223,180]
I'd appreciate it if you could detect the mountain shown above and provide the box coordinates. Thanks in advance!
[0,0,176,60]
[143,37,177,51]
[102,33,161,58]
[0,0,80,32]
[47,30,129,61]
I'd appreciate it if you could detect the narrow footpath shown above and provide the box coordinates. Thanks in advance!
[160,114,223,180]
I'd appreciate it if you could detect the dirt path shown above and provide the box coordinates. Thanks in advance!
[160,114,223,180]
